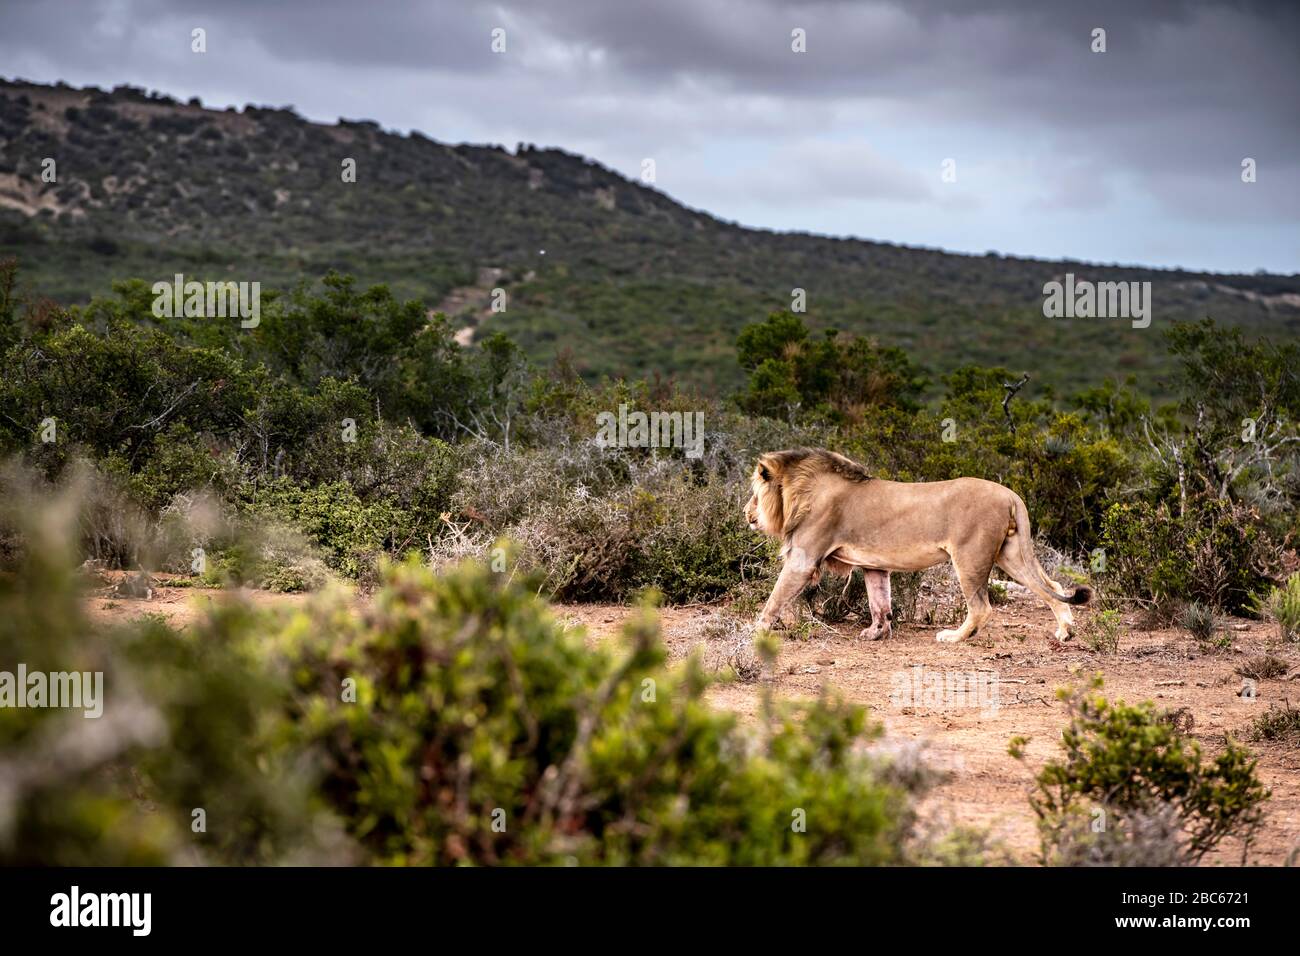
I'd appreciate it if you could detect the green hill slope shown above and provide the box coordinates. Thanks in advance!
[2,78,1297,398]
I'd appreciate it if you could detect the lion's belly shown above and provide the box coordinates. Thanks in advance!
[829,543,949,573]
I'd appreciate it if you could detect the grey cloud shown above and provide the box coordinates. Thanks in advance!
[0,0,1295,268]
[704,140,935,205]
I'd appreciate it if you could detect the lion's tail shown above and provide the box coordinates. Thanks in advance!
[1003,496,1092,605]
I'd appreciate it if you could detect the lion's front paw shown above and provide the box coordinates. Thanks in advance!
[859,623,891,641]
[935,628,962,643]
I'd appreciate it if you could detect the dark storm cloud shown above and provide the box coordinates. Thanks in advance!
[512,0,1299,180]
[0,0,500,72]
[0,0,1295,269]
[6,0,1293,126]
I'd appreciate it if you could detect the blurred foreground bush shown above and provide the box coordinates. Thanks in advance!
[279,553,924,864]
[0,474,336,865]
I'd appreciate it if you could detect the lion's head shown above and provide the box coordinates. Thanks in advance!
[745,448,872,538]
[745,456,783,536]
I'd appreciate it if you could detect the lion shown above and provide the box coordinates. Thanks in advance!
[744,448,1090,642]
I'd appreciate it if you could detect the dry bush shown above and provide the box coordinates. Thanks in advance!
[1136,595,1187,629]
[863,738,951,796]
[1236,655,1289,682]
[711,639,764,683]
[2,460,190,573]
[803,563,962,629]
[433,438,765,603]
[1033,537,1089,586]
[684,611,766,683]
[909,565,965,627]
[1047,803,1190,867]
[1248,702,1300,746]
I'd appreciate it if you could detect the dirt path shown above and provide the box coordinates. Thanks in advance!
[559,596,1300,866]
[88,580,1300,865]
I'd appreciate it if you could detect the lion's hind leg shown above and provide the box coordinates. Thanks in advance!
[1043,576,1076,640]
[937,549,995,643]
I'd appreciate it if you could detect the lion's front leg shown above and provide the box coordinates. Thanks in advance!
[757,546,818,630]
[858,569,893,641]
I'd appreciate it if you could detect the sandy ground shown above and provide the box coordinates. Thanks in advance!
[86,576,1300,866]
[559,595,1300,866]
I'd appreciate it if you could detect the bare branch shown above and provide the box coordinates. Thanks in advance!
[1001,373,1029,435]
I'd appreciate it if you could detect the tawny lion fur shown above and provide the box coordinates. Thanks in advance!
[744,448,1090,643]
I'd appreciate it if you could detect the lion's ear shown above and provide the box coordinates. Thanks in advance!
[759,464,771,482]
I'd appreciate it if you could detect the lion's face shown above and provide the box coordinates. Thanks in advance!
[745,462,782,536]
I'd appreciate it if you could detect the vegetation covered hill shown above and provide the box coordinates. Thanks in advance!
[2,78,1297,398]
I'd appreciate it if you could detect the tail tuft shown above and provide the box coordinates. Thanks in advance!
[1067,586,1092,605]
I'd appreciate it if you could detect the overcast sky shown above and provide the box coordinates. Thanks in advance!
[2,0,1296,273]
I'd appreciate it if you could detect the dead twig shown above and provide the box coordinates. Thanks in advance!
[1002,373,1030,435]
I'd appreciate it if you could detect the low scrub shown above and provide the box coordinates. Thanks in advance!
[1011,677,1269,865]
[1252,571,1300,642]
[1099,497,1280,614]
[1247,702,1300,746]
[439,441,769,604]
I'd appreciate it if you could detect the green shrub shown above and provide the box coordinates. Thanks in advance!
[1176,601,1217,642]
[1012,677,1268,865]
[241,478,403,578]
[1099,497,1277,613]
[631,478,770,603]
[1080,608,1122,654]
[122,422,241,511]
[1251,571,1300,641]
[0,318,257,476]
[736,311,926,421]
[278,553,930,865]
[257,545,333,593]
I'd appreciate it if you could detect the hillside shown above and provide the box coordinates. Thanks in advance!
[2,78,1297,398]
